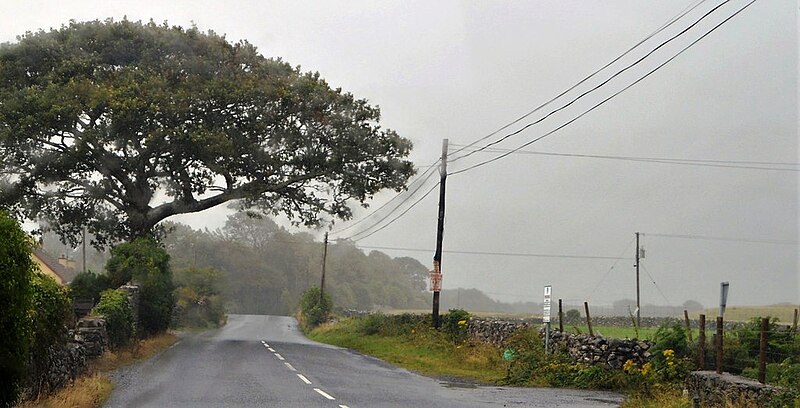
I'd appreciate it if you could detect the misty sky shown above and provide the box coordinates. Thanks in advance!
[2,1,797,310]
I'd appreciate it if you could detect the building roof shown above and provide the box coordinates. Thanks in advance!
[32,248,79,284]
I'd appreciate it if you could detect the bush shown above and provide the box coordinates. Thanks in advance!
[27,272,73,397]
[650,320,688,369]
[299,287,332,328]
[503,328,548,385]
[358,313,385,335]
[92,289,134,349]
[106,238,174,337]
[565,309,581,324]
[172,267,226,328]
[441,309,470,343]
[0,211,35,407]
[69,271,112,302]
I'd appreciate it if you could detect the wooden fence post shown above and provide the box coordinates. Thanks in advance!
[558,298,563,332]
[758,317,768,384]
[698,314,706,370]
[715,316,724,374]
[584,301,594,337]
[793,309,798,337]
[684,310,693,342]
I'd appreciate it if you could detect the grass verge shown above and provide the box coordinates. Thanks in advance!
[309,318,504,384]
[16,332,178,408]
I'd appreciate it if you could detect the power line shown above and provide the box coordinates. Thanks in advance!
[641,264,673,307]
[330,160,439,235]
[644,232,798,245]
[449,0,756,176]
[450,144,800,172]
[355,244,633,260]
[448,0,710,160]
[587,237,637,301]
[344,181,440,242]
[449,0,731,164]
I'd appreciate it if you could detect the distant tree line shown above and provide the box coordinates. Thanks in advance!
[162,212,431,315]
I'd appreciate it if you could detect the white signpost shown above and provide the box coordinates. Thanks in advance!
[543,285,552,323]
[543,285,552,353]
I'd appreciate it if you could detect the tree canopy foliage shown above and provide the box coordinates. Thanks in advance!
[0,19,414,247]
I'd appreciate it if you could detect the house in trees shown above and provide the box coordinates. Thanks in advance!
[31,247,78,285]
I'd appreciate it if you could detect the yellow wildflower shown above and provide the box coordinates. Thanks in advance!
[623,359,636,373]
[641,362,653,376]
[457,319,467,326]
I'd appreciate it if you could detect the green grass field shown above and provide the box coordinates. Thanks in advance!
[700,304,799,324]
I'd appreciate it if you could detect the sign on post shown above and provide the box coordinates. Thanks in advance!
[719,281,730,317]
[543,285,552,323]
[430,262,442,292]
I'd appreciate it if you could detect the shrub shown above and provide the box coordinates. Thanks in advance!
[69,271,112,302]
[564,309,581,324]
[299,287,332,328]
[650,320,688,370]
[441,309,470,343]
[503,328,548,385]
[106,238,174,337]
[172,267,226,328]
[92,289,134,349]
[0,211,35,407]
[358,313,385,335]
[27,272,73,397]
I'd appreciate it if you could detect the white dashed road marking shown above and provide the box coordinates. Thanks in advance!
[258,339,348,406]
[314,388,336,400]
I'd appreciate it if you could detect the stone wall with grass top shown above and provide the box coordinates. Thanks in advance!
[686,371,781,406]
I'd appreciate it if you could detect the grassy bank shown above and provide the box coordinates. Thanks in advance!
[308,313,697,406]
[16,333,178,408]
[310,317,504,383]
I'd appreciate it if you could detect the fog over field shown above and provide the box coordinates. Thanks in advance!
[3,0,796,310]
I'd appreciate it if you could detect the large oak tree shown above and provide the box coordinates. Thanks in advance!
[0,20,414,247]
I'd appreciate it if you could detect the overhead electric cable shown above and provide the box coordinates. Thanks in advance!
[450,0,734,165]
[344,181,440,242]
[449,144,800,172]
[644,232,797,245]
[449,0,757,176]
[641,264,673,306]
[587,237,637,300]
[449,0,710,160]
[330,160,440,235]
[354,245,633,260]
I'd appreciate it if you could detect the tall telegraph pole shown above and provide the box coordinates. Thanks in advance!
[635,232,641,327]
[320,232,329,303]
[432,139,448,328]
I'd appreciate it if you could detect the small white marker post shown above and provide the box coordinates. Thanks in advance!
[543,285,552,354]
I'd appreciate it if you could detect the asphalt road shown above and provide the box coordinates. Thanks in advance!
[105,314,624,407]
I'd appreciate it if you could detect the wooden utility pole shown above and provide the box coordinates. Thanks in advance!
[635,232,641,327]
[432,139,448,328]
[558,298,564,332]
[320,232,329,303]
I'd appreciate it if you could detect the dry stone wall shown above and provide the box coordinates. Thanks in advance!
[467,317,654,369]
[686,371,780,406]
